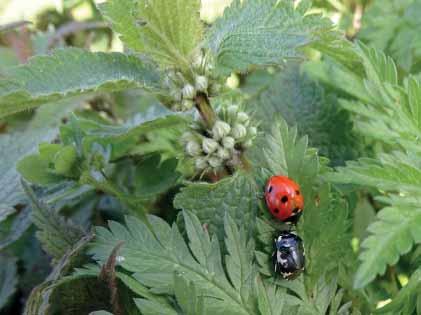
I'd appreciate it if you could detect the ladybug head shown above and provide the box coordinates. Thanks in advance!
[265,175,304,222]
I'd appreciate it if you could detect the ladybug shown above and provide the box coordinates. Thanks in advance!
[272,231,305,280]
[265,175,304,223]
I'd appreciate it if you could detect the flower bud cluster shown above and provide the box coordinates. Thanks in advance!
[163,51,222,112]
[182,103,258,172]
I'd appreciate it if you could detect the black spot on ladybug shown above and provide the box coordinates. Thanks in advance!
[268,186,273,193]
[281,196,288,203]
[296,190,300,195]
[274,208,279,213]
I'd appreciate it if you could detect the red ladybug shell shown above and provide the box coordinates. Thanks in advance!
[265,176,304,222]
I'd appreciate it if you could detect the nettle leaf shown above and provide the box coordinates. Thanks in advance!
[359,0,421,73]
[327,153,421,195]
[172,274,205,315]
[354,205,421,289]
[244,65,359,166]
[0,254,18,310]
[0,48,160,118]
[255,277,286,315]
[262,118,320,195]
[89,211,257,315]
[207,0,334,74]
[0,98,83,210]
[99,0,202,68]
[63,112,188,161]
[23,182,86,261]
[174,171,259,238]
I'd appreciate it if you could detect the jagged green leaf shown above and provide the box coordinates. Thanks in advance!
[354,205,421,289]
[375,267,421,314]
[255,276,286,315]
[359,0,421,73]
[0,254,18,310]
[23,182,86,260]
[174,171,258,239]
[207,0,334,74]
[89,211,257,315]
[173,273,206,315]
[244,65,359,166]
[262,118,320,195]
[99,0,202,68]
[0,48,160,118]
[327,152,421,195]
[0,98,83,210]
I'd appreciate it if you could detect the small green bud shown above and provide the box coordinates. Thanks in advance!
[54,145,78,175]
[208,156,222,168]
[182,84,196,99]
[248,126,257,137]
[170,89,182,102]
[217,147,230,160]
[231,123,247,139]
[243,139,253,148]
[195,75,208,91]
[222,136,235,149]
[227,105,239,116]
[195,157,208,170]
[212,120,231,140]
[202,138,218,154]
[186,140,201,156]
[226,73,240,89]
[236,111,249,124]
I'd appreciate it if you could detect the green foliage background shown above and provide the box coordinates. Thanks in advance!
[1,0,421,314]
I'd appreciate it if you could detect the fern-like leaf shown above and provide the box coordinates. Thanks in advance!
[90,211,257,315]
[23,182,86,260]
[354,205,421,289]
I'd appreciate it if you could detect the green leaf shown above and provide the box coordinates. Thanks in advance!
[18,154,63,185]
[99,0,202,68]
[64,112,188,161]
[134,155,180,197]
[0,98,83,210]
[174,172,258,239]
[354,205,421,289]
[134,299,177,315]
[300,184,352,290]
[89,211,257,315]
[0,254,18,310]
[375,267,421,314]
[359,0,421,72]
[207,0,334,74]
[327,153,421,195]
[262,118,320,195]
[173,273,205,315]
[23,182,86,260]
[0,48,160,118]
[255,276,286,315]
[244,65,359,166]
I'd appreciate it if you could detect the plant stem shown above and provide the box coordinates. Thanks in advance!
[195,92,216,128]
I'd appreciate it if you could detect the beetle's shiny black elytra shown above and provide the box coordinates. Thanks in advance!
[272,231,305,280]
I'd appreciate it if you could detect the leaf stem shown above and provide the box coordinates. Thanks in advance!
[195,92,216,128]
